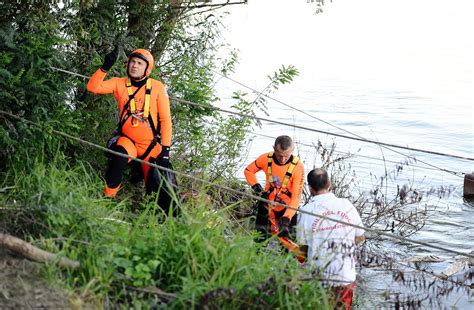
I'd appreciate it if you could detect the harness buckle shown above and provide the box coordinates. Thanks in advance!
[131,111,145,126]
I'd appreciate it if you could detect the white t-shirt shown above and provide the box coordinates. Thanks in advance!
[297,193,364,285]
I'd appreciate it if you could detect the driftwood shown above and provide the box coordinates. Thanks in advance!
[439,251,474,279]
[0,233,80,269]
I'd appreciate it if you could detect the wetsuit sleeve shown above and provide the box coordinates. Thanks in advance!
[244,154,266,187]
[86,69,117,94]
[157,84,172,147]
[283,162,304,219]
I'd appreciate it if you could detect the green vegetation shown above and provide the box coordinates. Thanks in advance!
[0,1,327,308]
[1,150,327,308]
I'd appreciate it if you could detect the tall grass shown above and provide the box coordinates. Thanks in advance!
[1,152,327,308]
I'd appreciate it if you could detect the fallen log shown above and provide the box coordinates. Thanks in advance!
[0,233,80,269]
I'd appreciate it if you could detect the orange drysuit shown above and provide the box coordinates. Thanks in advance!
[244,152,304,220]
[87,69,172,196]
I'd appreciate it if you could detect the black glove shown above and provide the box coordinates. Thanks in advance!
[157,145,170,167]
[101,45,119,72]
[278,216,290,237]
[251,183,264,196]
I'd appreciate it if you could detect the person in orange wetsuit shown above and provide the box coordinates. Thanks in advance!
[87,46,172,199]
[244,135,305,240]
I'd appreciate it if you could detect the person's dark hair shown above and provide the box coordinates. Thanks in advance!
[274,135,293,150]
[307,168,330,192]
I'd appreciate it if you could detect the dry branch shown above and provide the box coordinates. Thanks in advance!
[126,285,177,302]
[0,233,80,269]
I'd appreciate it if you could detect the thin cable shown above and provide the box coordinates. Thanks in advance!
[201,119,433,172]
[249,131,452,174]
[208,121,463,191]
[1,110,473,261]
[214,70,367,138]
[50,66,89,79]
[213,71,472,174]
[172,97,473,163]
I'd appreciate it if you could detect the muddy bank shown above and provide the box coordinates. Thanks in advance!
[0,249,73,309]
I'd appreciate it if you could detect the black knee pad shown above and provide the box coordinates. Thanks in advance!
[105,145,128,188]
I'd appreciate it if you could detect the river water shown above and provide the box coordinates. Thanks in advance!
[214,0,473,308]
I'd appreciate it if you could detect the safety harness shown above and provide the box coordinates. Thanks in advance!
[266,152,305,261]
[266,151,299,198]
[126,78,152,124]
[113,78,161,160]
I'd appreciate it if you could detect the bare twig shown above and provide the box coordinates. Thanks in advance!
[126,285,177,302]
[172,0,247,10]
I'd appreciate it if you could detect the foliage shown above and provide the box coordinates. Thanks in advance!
[0,4,79,171]
[0,2,322,307]
[0,155,327,308]
[251,65,300,118]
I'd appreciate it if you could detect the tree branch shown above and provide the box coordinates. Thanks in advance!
[171,0,247,10]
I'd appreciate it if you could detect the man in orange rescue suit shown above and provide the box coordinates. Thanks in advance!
[87,46,172,198]
[244,135,304,239]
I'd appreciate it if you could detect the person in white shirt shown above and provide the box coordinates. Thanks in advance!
[297,168,365,310]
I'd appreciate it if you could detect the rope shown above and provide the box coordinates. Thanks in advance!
[249,131,461,175]
[204,119,465,182]
[50,66,89,79]
[213,71,472,175]
[1,110,473,261]
[201,116,463,176]
[172,97,473,163]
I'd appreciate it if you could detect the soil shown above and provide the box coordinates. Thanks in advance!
[0,249,75,309]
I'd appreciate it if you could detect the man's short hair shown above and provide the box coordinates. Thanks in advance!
[307,168,330,191]
[274,135,293,150]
